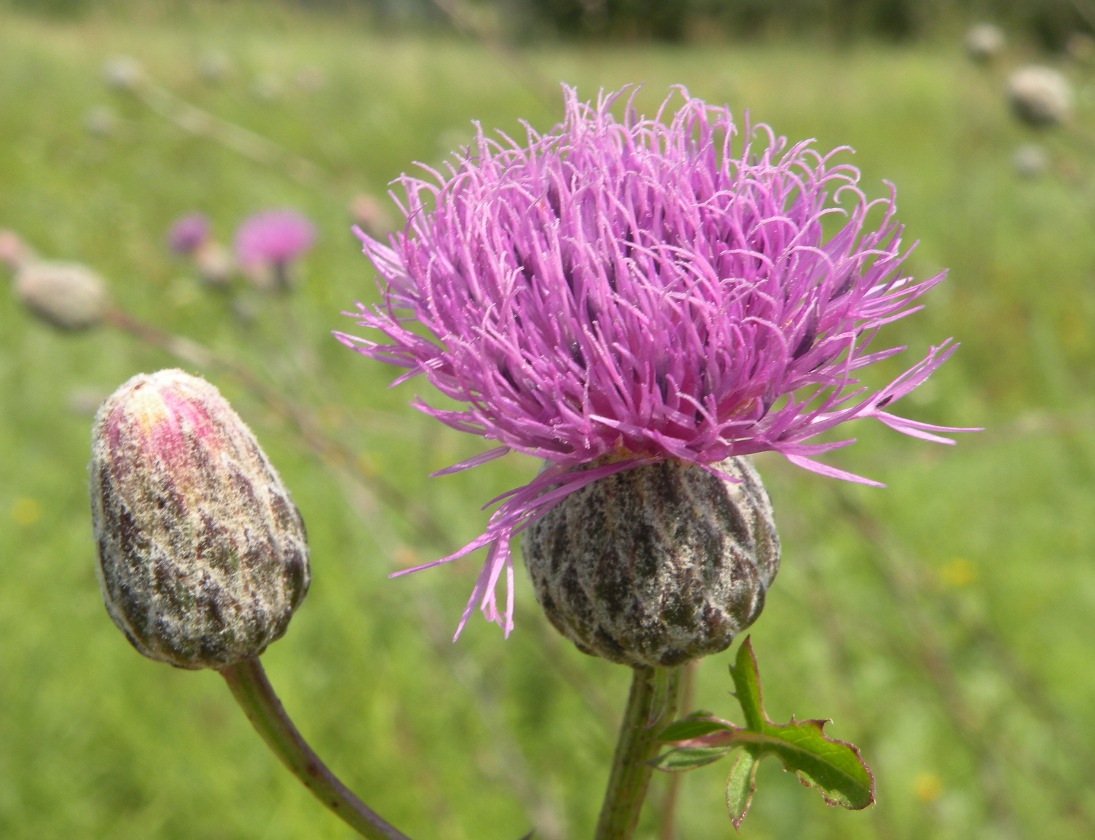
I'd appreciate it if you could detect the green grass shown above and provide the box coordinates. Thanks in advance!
[3,4,1094,839]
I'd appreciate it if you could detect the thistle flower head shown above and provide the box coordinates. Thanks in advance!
[234,209,315,269]
[168,213,212,255]
[337,86,966,637]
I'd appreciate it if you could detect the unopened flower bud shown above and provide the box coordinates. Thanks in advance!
[14,261,109,331]
[523,457,779,668]
[964,23,1005,63]
[1007,65,1072,127]
[194,242,236,288]
[90,369,310,670]
[103,55,143,91]
[349,193,392,239]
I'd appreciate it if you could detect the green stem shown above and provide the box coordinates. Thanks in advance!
[595,666,683,840]
[220,657,413,840]
[658,662,694,839]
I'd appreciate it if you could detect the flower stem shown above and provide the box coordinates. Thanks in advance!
[658,662,694,839]
[220,657,413,840]
[595,666,683,840]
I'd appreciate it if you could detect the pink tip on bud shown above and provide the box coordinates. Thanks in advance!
[0,229,36,272]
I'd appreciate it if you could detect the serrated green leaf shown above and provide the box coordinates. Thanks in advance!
[728,638,875,812]
[725,747,760,829]
[651,745,733,772]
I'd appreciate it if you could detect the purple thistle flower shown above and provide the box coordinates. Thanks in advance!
[167,213,212,255]
[234,210,316,269]
[336,86,970,638]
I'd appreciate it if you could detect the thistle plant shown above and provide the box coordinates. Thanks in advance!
[335,85,972,833]
[81,85,975,838]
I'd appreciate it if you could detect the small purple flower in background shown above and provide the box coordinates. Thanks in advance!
[337,86,969,636]
[168,213,212,255]
[235,210,315,291]
[167,213,235,288]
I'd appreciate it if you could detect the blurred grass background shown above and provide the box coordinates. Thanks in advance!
[2,1,1094,838]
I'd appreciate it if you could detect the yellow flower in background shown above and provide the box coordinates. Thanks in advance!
[10,497,42,527]
[914,772,943,803]
[938,557,978,588]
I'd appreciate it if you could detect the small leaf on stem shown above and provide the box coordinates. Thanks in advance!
[725,748,760,829]
[653,637,875,828]
[728,638,874,812]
